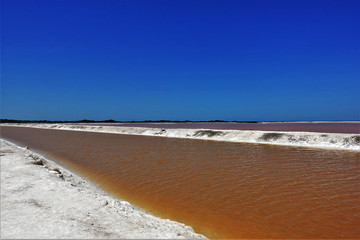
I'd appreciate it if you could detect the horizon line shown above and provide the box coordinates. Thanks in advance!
[1,119,360,124]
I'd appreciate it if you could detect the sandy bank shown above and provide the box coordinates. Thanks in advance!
[2,123,359,151]
[0,139,207,239]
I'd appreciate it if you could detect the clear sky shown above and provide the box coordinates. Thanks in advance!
[1,0,359,121]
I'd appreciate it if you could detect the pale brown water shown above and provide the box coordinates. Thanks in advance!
[1,126,360,239]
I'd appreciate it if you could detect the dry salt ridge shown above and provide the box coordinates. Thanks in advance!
[2,123,360,151]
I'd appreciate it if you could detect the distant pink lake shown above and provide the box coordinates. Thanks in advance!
[81,122,360,134]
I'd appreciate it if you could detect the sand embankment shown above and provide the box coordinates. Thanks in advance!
[2,123,359,150]
[0,139,207,239]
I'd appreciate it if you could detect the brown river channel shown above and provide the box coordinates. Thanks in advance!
[1,126,360,239]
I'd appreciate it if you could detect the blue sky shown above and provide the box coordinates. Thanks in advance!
[1,0,359,121]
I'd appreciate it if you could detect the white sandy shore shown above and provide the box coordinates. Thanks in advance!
[0,139,207,239]
[2,123,359,151]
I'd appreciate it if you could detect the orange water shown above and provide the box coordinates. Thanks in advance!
[1,126,360,239]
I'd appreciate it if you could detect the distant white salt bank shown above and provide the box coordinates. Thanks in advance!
[1,123,359,151]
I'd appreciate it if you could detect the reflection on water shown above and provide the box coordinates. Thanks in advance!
[1,126,360,239]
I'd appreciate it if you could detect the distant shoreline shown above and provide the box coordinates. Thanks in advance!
[79,122,360,134]
[1,119,359,124]
[1,120,360,134]
[1,123,359,151]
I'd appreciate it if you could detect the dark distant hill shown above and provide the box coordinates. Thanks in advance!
[0,119,260,124]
